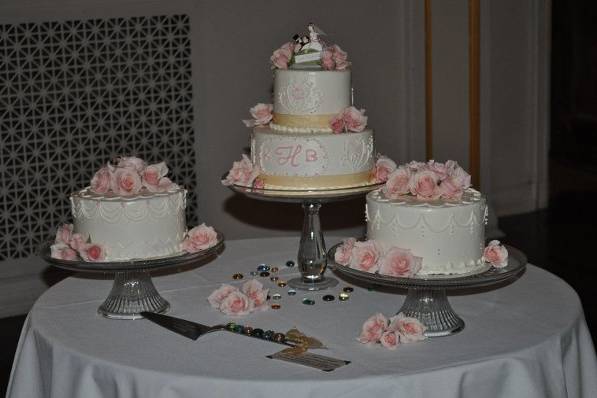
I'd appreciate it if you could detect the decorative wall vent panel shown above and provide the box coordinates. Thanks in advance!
[0,14,197,260]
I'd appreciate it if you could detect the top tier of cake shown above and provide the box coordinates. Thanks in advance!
[271,69,351,133]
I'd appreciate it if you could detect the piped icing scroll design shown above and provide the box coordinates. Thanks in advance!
[71,189,186,223]
[108,235,186,260]
[278,75,323,115]
[340,134,374,172]
[257,136,328,177]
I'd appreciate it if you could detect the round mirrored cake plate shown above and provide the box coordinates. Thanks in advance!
[328,244,527,337]
[226,173,382,291]
[39,232,224,320]
[225,174,383,203]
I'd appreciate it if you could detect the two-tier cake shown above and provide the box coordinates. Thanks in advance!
[224,24,376,190]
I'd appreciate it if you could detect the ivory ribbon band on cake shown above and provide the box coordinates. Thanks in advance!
[273,113,334,129]
[260,170,372,189]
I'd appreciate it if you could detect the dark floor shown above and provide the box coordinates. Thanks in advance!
[1,202,596,395]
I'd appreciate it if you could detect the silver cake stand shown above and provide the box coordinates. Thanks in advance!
[39,232,224,320]
[226,178,382,291]
[328,243,527,337]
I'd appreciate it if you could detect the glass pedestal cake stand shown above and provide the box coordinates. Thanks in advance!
[226,179,382,291]
[328,243,527,337]
[39,233,224,320]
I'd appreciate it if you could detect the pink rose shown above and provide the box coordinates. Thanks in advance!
[221,155,260,187]
[142,161,167,185]
[388,313,426,343]
[181,224,218,253]
[329,112,345,134]
[406,160,426,172]
[241,279,269,308]
[219,290,254,316]
[382,166,411,199]
[252,177,265,190]
[349,240,382,273]
[448,165,471,189]
[334,238,356,266]
[483,240,508,268]
[270,42,294,69]
[321,49,335,70]
[373,156,397,183]
[343,107,367,132]
[378,247,422,277]
[55,224,74,245]
[380,330,400,350]
[439,175,465,200]
[357,313,388,344]
[409,169,440,200]
[207,284,238,309]
[117,156,146,172]
[242,103,273,127]
[112,167,142,196]
[90,166,112,194]
[69,233,88,251]
[79,243,106,262]
[332,44,350,70]
[427,160,450,181]
[50,243,78,260]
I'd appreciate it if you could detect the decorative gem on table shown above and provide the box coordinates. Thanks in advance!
[257,264,270,272]
[181,224,219,253]
[277,281,287,287]
[330,106,368,134]
[483,240,509,268]
[338,292,350,301]
[232,273,244,280]
[322,294,335,302]
[221,154,262,188]
[285,260,295,267]
[382,159,471,201]
[358,312,427,350]
[342,286,354,293]
[334,238,423,278]
[208,279,269,316]
[242,103,273,128]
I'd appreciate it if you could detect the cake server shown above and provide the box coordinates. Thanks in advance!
[140,311,324,349]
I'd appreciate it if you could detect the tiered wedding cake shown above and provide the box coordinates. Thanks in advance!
[224,24,376,190]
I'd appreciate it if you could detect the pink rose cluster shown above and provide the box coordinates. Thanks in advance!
[358,312,427,350]
[483,240,508,268]
[321,44,350,71]
[242,103,273,128]
[50,224,106,262]
[181,224,219,253]
[207,279,269,316]
[270,41,296,70]
[335,238,423,278]
[382,159,471,201]
[90,156,179,196]
[221,154,262,188]
[330,106,368,134]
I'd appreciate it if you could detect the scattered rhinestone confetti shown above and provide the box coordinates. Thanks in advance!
[232,273,244,280]
[338,292,350,301]
[259,271,270,277]
[277,281,287,287]
[271,303,281,310]
[322,294,335,302]
[243,326,253,335]
[287,289,297,296]
[302,298,315,305]
[286,260,295,267]
[250,271,258,276]
[270,276,279,282]
[257,264,270,272]
[343,286,354,293]
[271,293,282,300]
[271,267,279,273]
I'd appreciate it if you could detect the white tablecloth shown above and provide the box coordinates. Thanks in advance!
[7,237,597,398]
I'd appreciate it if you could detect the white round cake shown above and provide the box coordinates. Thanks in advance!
[271,69,351,133]
[70,187,187,261]
[251,127,374,189]
[366,188,488,275]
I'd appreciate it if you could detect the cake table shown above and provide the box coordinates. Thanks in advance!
[7,237,597,398]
